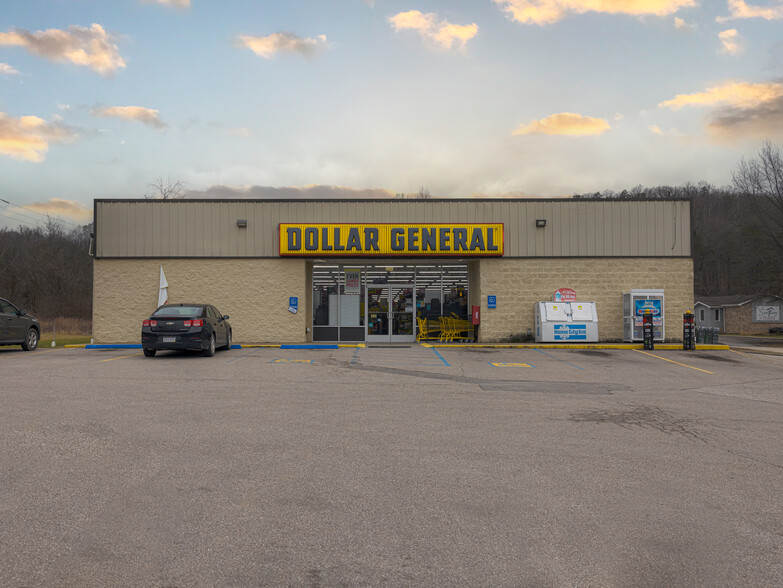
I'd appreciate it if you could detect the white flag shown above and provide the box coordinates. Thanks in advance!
[158,265,169,307]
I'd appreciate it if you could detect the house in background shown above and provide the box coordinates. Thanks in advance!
[694,295,783,334]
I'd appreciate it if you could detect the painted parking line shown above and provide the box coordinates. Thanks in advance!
[489,362,534,368]
[534,348,584,370]
[101,352,144,362]
[350,346,448,369]
[430,347,450,366]
[633,349,714,374]
[271,359,314,364]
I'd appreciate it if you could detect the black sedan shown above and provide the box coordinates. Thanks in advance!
[141,303,232,357]
[0,297,40,351]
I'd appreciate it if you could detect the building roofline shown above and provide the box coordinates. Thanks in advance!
[93,197,692,205]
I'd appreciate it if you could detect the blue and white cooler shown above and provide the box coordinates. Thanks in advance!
[534,302,599,343]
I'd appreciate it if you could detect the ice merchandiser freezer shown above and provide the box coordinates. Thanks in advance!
[535,302,599,342]
[623,289,664,342]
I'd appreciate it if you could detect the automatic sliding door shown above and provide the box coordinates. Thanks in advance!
[366,284,415,343]
[390,286,414,342]
[367,286,390,340]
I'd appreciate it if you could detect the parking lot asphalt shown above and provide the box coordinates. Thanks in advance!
[1,345,782,587]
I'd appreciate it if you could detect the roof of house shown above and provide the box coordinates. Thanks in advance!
[695,295,781,308]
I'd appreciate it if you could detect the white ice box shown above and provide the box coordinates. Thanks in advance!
[534,301,599,343]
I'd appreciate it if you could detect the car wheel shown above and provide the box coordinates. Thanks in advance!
[21,328,38,351]
[221,330,231,351]
[204,333,216,357]
[143,348,156,357]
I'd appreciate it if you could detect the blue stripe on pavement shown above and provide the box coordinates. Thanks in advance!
[431,347,450,366]
[86,344,142,349]
[280,344,339,349]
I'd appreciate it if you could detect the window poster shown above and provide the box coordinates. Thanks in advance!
[345,269,361,294]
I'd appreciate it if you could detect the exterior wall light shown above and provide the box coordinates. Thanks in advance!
[535,219,547,228]
[237,219,248,228]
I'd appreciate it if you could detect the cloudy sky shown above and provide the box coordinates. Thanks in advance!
[1,0,783,226]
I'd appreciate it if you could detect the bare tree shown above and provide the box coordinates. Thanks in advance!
[414,186,431,199]
[732,141,783,253]
[395,187,432,199]
[144,176,187,200]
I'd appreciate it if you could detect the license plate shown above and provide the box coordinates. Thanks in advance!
[162,336,176,343]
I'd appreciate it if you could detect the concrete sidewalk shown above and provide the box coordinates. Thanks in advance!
[722,335,783,356]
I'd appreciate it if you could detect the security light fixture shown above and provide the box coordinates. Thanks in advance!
[236,219,248,228]
[535,219,547,228]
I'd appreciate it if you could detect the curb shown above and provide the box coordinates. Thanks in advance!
[70,343,732,351]
[426,343,731,350]
[83,344,244,350]
[240,343,365,349]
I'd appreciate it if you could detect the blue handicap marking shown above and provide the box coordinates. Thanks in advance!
[488,295,497,309]
[553,324,587,341]
[289,296,298,313]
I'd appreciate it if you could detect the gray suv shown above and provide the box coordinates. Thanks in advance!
[0,298,40,351]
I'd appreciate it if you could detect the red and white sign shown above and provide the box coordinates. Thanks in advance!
[553,288,576,302]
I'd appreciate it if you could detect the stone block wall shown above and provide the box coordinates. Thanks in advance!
[723,304,782,335]
[477,258,694,342]
[93,259,307,343]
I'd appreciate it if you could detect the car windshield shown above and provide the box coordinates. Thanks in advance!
[153,306,203,317]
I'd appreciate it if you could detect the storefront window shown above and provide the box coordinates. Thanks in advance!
[313,266,340,326]
[442,265,469,319]
[312,263,468,341]
[443,286,468,319]
[339,268,364,327]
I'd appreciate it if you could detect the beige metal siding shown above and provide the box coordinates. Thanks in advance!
[95,199,691,258]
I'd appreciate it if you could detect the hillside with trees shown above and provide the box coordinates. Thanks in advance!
[574,142,783,297]
[0,221,92,320]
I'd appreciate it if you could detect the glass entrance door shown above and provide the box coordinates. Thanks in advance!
[366,284,415,343]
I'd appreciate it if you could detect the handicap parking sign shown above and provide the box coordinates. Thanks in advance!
[288,296,298,314]
[488,295,497,309]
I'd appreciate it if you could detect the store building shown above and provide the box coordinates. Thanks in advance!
[92,198,693,344]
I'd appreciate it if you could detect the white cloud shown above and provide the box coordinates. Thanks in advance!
[0,24,125,76]
[659,81,783,110]
[674,16,696,28]
[21,198,93,222]
[719,29,743,55]
[494,0,696,25]
[0,112,78,162]
[91,106,167,129]
[389,10,478,50]
[660,81,783,141]
[185,184,397,199]
[0,62,19,75]
[142,0,191,7]
[717,0,783,22]
[236,32,328,59]
[649,125,681,136]
[226,127,251,138]
[513,112,611,136]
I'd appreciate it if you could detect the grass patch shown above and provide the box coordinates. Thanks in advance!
[38,317,91,336]
[39,335,92,348]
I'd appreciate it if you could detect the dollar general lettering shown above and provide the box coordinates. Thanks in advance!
[279,224,504,256]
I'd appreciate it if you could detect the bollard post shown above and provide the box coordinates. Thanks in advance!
[683,311,695,350]
[643,309,654,350]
